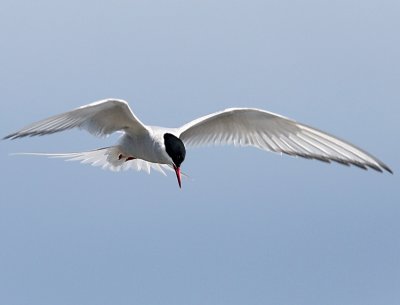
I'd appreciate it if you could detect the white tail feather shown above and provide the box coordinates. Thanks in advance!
[11,146,172,176]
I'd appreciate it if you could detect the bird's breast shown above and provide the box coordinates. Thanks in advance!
[118,133,171,164]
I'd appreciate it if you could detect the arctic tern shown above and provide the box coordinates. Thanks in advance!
[4,98,392,188]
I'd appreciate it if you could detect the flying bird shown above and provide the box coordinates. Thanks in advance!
[4,98,392,188]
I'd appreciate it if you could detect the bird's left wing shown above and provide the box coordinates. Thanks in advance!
[178,108,392,173]
[4,98,148,139]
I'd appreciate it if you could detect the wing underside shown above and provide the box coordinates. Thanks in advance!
[4,99,148,140]
[178,108,392,173]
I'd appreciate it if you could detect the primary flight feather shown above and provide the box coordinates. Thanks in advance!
[4,98,392,188]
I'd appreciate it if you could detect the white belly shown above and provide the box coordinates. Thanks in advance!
[118,132,171,165]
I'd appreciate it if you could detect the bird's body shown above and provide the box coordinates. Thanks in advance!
[4,98,392,187]
[119,128,173,165]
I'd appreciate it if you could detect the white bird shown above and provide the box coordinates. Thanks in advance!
[4,98,392,188]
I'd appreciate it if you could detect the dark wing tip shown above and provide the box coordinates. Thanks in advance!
[372,160,393,174]
[381,164,393,174]
[3,132,29,140]
[289,151,393,174]
[3,133,16,140]
[3,129,69,140]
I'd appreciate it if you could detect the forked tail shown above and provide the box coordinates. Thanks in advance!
[11,146,172,175]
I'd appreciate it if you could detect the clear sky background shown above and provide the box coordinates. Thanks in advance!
[0,0,399,304]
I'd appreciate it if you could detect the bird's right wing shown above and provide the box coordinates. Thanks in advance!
[4,98,148,140]
[178,108,392,173]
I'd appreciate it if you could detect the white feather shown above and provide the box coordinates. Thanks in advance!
[4,100,392,178]
[11,147,172,176]
[178,108,392,173]
[4,99,148,139]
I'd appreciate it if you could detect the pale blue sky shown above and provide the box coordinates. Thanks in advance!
[1,0,399,304]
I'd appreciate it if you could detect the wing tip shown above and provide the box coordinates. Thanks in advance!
[367,160,393,174]
[3,133,15,140]
[3,133,33,140]
[381,164,393,174]
[288,151,393,174]
[333,160,393,174]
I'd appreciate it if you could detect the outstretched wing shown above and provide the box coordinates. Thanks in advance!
[178,108,392,173]
[4,98,148,139]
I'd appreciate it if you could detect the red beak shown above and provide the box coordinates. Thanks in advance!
[173,165,182,188]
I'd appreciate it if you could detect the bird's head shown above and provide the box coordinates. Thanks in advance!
[164,133,186,188]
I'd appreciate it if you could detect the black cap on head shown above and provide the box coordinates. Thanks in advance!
[164,133,186,167]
